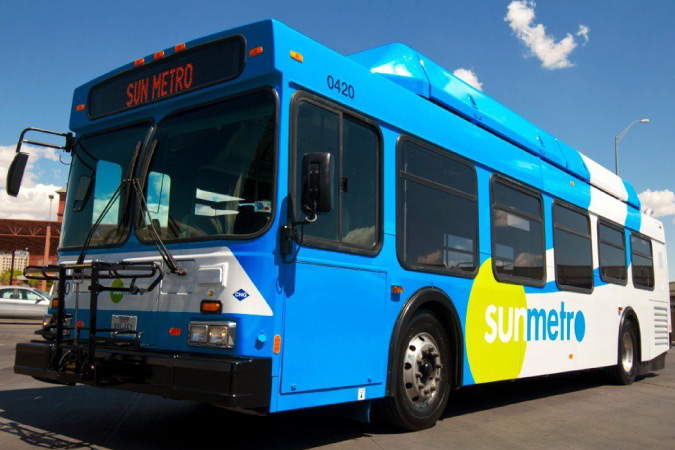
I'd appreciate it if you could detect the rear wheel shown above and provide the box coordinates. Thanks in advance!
[376,311,451,430]
[608,319,638,385]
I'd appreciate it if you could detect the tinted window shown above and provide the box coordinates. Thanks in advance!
[399,139,478,274]
[294,99,380,251]
[295,102,339,242]
[0,289,16,299]
[342,117,378,248]
[492,178,545,283]
[631,234,654,289]
[553,203,592,291]
[598,221,627,283]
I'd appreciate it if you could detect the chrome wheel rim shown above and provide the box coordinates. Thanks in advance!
[402,332,443,408]
[622,331,634,373]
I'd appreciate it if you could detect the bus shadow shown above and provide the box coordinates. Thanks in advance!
[0,370,654,449]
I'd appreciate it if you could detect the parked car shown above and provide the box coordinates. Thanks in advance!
[0,286,50,319]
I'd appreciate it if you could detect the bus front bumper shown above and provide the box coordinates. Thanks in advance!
[14,341,271,413]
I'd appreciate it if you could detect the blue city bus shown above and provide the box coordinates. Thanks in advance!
[7,20,670,430]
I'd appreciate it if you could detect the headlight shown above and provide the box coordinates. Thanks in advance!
[42,315,52,328]
[188,324,208,343]
[188,322,236,348]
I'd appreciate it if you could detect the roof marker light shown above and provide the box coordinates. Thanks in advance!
[134,58,144,67]
[76,104,85,112]
[154,50,165,60]
[290,50,303,63]
[249,46,263,57]
[174,42,186,52]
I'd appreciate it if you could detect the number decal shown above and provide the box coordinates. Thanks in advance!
[327,75,355,99]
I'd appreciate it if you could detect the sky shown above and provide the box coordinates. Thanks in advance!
[0,0,674,278]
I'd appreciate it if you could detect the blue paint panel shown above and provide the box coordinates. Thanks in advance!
[623,180,641,210]
[625,207,642,233]
[281,262,387,394]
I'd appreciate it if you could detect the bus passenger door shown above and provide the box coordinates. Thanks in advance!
[281,95,387,396]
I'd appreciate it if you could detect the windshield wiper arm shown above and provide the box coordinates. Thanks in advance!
[130,177,187,276]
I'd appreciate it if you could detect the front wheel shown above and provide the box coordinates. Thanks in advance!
[608,319,638,385]
[376,311,451,430]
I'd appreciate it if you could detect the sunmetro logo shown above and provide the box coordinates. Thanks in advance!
[484,301,586,343]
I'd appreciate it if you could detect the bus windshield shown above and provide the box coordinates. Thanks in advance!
[138,90,276,241]
[60,123,151,248]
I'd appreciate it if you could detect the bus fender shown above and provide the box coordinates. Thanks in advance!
[385,287,464,396]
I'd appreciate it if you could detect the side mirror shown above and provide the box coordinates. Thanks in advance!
[301,152,334,215]
[6,152,29,197]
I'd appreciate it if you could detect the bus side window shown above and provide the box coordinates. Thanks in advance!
[553,202,593,292]
[598,219,627,284]
[631,233,654,290]
[397,138,478,275]
[491,177,545,285]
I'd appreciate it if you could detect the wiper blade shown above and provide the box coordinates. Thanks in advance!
[130,177,187,276]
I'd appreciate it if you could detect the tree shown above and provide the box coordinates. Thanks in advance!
[0,269,23,285]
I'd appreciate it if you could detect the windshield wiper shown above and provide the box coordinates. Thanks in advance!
[77,139,186,276]
[130,175,187,276]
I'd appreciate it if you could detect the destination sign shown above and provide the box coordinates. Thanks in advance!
[88,36,244,118]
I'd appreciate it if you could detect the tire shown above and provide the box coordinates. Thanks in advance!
[375,310,451,431]
[608,318,638,385]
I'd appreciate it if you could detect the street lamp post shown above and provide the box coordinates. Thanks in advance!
[615,118,649,175]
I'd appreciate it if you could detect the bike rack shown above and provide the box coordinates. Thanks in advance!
[24,261,163,379]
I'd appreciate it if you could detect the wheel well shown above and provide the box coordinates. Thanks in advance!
[623,307,642,362]
[386,287,464,395]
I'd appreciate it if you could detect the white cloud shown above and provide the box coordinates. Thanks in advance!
[638,189,675,223]
[453,68,483,91]
[504,1,590,69]
[0,144,64,220]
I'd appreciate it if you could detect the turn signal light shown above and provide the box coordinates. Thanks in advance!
[200,300,222,314]
[273,334,282,354]
[169,328,182,337]
[51,299,59,308]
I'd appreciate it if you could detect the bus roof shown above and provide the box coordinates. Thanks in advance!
[349,43,641,210]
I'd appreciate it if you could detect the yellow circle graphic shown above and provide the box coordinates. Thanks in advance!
[466,259,527,383]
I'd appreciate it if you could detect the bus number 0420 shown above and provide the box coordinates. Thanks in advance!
[327,75,355,99]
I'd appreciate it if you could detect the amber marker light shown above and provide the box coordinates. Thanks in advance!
[391,285,404,294]
[134,58,144,67]
[273,335,282,354]
[249,46,263,57]
[76,104,85,112]
[51,299,59,308]
[200,300,223,314]
[290,50,303,62]
[169,328,182,337]
[174,42,186,52]
[154,50,165,60]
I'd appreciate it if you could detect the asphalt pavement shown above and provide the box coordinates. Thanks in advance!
[0,321,673,449]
